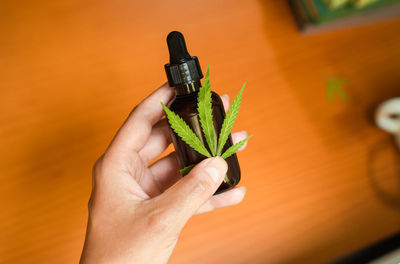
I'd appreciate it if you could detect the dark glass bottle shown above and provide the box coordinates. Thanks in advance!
[164,31,240,194]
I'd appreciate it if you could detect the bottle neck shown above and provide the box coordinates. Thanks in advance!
[174,81,201,96]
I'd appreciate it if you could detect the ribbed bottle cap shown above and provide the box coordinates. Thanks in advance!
[164,31,203,87]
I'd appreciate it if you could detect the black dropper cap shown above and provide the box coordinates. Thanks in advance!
[165,31,203,89]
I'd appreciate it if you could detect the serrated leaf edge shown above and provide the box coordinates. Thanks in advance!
[161,102,211,157]
[198,66,217,156]
[221,135,252,159]
[216,83,245,156]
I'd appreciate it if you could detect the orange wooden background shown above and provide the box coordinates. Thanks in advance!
[1,0,400,263]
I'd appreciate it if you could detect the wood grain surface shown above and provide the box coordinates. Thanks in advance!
[1,0,400,263]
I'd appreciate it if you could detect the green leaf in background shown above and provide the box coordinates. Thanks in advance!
[216,83,245,156]
[221,135,253,159]
[198,66,217,156]
[161,102,211,158]
[326,77,349,103]
[180,164,195,176]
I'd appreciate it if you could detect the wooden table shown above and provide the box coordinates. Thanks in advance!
[1,1,400,263]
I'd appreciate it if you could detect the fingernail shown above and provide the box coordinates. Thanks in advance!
[234,131,248,151]
[204,157,228,183]
[238,130,247,138]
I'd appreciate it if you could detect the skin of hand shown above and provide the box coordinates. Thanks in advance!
[80,84,248,264]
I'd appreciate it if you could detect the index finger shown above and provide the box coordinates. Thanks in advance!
[108,83,175,154]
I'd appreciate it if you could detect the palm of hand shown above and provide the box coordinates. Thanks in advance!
[81,84,247,264]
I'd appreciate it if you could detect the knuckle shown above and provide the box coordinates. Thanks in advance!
[92,156,104,175]
[87,192,99,216]
[88,196,93,209]
[146,208,174,232]
[91,157,104,188]
[127,105,139,119]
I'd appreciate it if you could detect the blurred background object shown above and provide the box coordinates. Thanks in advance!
[289,0,400,33]
[333,232,400,263]
[1,0,400,263]
[375,98,400,136]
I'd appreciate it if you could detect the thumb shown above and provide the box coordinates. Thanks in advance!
[158,157,228,227]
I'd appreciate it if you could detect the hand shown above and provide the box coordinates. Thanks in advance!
[80,84,248,264]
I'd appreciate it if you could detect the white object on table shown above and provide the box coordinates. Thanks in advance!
[375,97,400,150]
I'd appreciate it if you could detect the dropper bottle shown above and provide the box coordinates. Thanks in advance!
[164,31,240,194]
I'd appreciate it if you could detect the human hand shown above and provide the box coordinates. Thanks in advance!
[80,84,248,264]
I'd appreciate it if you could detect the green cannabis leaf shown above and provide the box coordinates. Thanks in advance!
[216,83,245,156]
[180,164,195,176]
[221,135,252,159]
[162,68,251,183]
[326,77,349,103]
[198,67,217,155]
[161,102,211,158]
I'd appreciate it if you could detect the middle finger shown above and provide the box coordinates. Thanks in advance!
[139,118,171,164]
